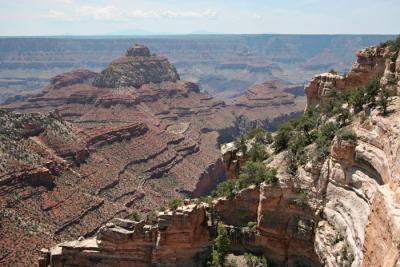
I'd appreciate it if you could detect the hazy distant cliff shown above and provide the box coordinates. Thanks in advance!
[0,35,394,102]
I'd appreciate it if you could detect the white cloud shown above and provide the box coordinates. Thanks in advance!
[47,5,217,22]
[252,13,262,20]
[78,5,122,21]
[162,10,217,18]
[47,10,74,21]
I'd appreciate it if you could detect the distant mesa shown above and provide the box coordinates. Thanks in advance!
[93,44,180,89]
[126,44,151,57]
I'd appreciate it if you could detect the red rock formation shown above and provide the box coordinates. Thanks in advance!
[0,45,238,266]
[39,202,210,267]
[93,44,180,88]
[50,69,97,90]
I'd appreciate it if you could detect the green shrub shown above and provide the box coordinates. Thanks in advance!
[146,211,158,225]
[377,89,394,116]
[387,35,400,53]
[167,198,183,210]
[329,69,338,75]
[248,143,269,162]
[130,209,141,221]
[234,135,247,155]
[247,221,257,231]
[298,192,309,208]
[387,74,397,85]
[319,122,338,140]
[212,180,236,198]
[237,161,278,189]
[244,253,268,267]
[211,223,231,267]
[363,77,380,106]
[337,130,357,142]
[337,106,352,127]
[248,128,273,144]
[273,123,294,153]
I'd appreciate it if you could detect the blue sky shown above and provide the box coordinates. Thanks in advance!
[1,0,399,35]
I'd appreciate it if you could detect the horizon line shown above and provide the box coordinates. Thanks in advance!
[0,33,398,38]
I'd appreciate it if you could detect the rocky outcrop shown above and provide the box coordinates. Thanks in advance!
[305,43,398,110]
[345,45,387,88]
[42,158,322,267]
[314,99,400,267]
[305,72,345,109]
[93,44,180,88]
[305,41,400,267]
[220,141,247,180]
[50,69,97,90]
[39,202,210,267]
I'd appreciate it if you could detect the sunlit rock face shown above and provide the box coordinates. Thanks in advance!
[39,202,211,267]
[93,44,180,89]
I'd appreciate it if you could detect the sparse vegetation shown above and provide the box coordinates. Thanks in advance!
[146,210,158,225]
[247,221,257,231]
[211,162,277,199]
[329,69,338,75]
[243,253,268,267]
[212,180,236,198]
[167,198,183,210]
[377,89,392,115]
[387,35,400,53]
[234,135,247,155]
[337,129,357,142]
[297,192,309,208]
[211,223,231,267]
[248,128,273,144]
[237,161,278,189]
[130,209,141,221]
[248,143,269,162]
[273,122,294,153]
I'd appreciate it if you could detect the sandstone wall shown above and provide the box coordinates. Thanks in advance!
[39,203,211,267]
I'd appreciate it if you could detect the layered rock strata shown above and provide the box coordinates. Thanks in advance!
[228,80,305,131]
[93,44,180,88]
[305,43,399,109]
[0,45,234,266]
[39,202,210,267]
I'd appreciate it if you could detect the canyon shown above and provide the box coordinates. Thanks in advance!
[36,40,400,267]
[0,44,304,266]
[0,35,394,103]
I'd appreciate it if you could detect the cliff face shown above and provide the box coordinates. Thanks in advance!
[41,174,322,267]
[314,99,400,267]
[303,42,400,267]
[39,202,210,267]
[305,43,398,110]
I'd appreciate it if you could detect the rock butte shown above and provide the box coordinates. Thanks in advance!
[0,44,304,266]
[35,41,400,266]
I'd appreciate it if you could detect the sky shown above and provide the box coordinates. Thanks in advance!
[0,0,399,36]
